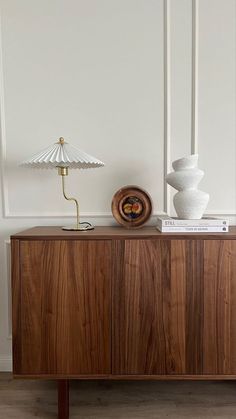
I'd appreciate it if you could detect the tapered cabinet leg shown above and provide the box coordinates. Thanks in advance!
[58,380,69,419]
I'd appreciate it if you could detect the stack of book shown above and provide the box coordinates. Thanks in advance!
[156,215,229,233]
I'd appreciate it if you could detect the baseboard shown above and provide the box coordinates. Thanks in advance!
[0,355,12,372]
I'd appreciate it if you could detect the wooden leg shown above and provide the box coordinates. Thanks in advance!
[58,380,69,419]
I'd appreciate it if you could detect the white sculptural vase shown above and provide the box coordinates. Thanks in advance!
[166,154,209,219]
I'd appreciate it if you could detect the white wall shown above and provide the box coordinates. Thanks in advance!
[0,0,235,370]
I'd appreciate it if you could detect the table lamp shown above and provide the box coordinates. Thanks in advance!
[21,137,104,231]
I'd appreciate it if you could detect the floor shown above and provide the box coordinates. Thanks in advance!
[0,373,236,418]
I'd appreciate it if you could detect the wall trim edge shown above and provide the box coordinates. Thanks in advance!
[163,0,171,214]
[0,355,12,372]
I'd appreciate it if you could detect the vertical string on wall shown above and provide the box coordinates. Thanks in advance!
[191,0,199,154]
[163,0,171,214]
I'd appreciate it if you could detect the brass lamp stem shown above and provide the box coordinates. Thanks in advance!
[57,165,94,231]
[61,174,80,229]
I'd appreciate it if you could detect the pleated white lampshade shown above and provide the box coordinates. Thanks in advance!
[20,137,105,231]
[21,137,104,169]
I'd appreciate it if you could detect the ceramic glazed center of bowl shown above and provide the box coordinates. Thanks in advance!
[120,196,144,220]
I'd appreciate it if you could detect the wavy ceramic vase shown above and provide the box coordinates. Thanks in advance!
[166,154,209,219]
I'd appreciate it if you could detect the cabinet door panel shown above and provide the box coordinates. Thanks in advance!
[203,240,236,374]
[113,239,188,375]
[16,240,111,375]
[113,239,236,375]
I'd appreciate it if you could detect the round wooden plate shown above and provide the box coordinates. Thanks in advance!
[111,185,152,228]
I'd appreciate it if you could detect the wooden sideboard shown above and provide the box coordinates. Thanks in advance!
[11,226,236,418]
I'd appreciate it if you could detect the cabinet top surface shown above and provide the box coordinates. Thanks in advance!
[11,226,236,240]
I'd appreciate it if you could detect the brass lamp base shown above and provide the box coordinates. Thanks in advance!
[62,223,94,231]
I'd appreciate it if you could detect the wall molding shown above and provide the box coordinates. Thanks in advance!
[4,211,114,219]
[0,15,9,218]
[204,211,236,216]
[0,3,170,219]
[0,355,12,372]
[0,1,234,220]
[2,208,235,219]
[2,211,166,219]
[191,0,199,154]
[163,0,171,214]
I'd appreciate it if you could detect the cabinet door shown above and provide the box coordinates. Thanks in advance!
[112,239,236,375]
[13,240,111,376]
[203,240,236,374]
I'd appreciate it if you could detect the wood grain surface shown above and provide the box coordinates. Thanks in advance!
[185,240,204,374]
[58,380,69,419]
[15,240,112,375]
[11,240,21,374]
[11,225,236,240]
[12,373,236,380]
[11,232,236,378]
[113,239,236,375]
[203,240,236,374]
[113,239,187,374]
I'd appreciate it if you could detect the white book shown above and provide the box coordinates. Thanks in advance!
[156,225,228,233]
[157,215,229,227]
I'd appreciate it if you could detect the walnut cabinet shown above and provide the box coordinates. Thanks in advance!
[11,226,236,417]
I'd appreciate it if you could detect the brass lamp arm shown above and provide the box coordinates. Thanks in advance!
[61,175,80,229]
[57,165,93,231]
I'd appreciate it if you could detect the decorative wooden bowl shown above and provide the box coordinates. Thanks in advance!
[111,185,152,228]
